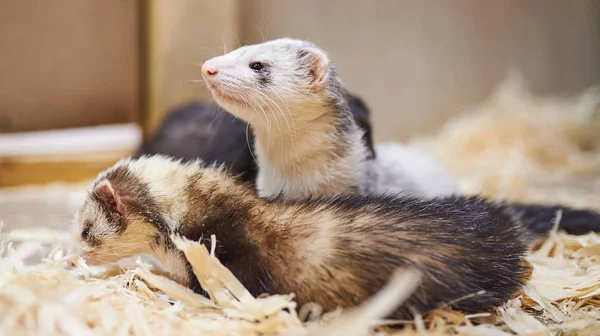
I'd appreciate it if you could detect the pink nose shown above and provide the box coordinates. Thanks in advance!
[202,63,218,77]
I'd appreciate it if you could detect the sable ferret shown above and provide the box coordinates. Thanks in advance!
[74,155,544,319]
[201,38,460,200]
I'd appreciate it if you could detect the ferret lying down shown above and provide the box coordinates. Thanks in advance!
[73,155,600,319]
[201,38,460,200]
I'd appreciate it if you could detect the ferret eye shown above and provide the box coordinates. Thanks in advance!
[82,227,90,240]
[249,62,264,71]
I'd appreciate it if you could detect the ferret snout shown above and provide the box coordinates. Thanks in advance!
[66,257,78,268]
[201,61,219,78]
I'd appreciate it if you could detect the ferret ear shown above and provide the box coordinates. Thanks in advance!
[299,47,330,90]
[94,181,127,216]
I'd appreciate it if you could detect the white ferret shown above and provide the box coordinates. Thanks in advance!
[201,38,459,200]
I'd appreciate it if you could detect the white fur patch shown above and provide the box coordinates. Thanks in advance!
[371,142,460,198]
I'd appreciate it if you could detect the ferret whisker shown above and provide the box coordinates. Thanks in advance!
[248,98,270,132]
[254,90,285,147]
[266,89,297,152]
[227,87,260,139]
[49,214,76,220]
[229,30,241,51]
[255,26,267,44]
[205,109,227,146]
[222,37,228,54]
[262,96,293,157]
[245,110,261,169]
[238,93,266,167]
[195,103,230,151]
[99,250,138,258]
[199,46,219,57]
[242,87,272,152]
[105,244,147,252]
[108,240,148,247]
[234,86,267,127]
[259,89,292,134]
[235,73,267,124]
[258,102,274,156]
[246,99,268,127]
[211,103,220,119]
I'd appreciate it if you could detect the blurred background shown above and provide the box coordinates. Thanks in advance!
[0,0,599,188]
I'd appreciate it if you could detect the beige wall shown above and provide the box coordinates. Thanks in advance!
[4,0,598,141]
[0,0,140,133]
[240,0,600,141]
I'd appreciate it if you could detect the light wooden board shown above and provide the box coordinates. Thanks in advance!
[0,153,128,188]
[142,0,240,138]
[0,0,141,133]
[0,124,141,187]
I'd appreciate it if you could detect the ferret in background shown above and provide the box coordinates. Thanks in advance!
[73,155,532,319]
[134,93,376,186]
[201,38,460,200]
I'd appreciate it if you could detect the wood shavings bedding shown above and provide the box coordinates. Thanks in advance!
[411,73,600,207]
[1,75,600,335]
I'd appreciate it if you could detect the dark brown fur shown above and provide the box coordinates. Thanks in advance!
[78,157,531,319]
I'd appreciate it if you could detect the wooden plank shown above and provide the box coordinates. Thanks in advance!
[0,153,128,188]
[0,0,141,133]
[0,124,141,157]
[141,0,240,138]
[0,124,141,187]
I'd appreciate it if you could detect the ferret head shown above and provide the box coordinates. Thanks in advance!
[72,178,149,266]
[72,156,201,267]
[201,38,337,127]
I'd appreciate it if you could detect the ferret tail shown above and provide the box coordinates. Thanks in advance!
[505,202,600,241]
